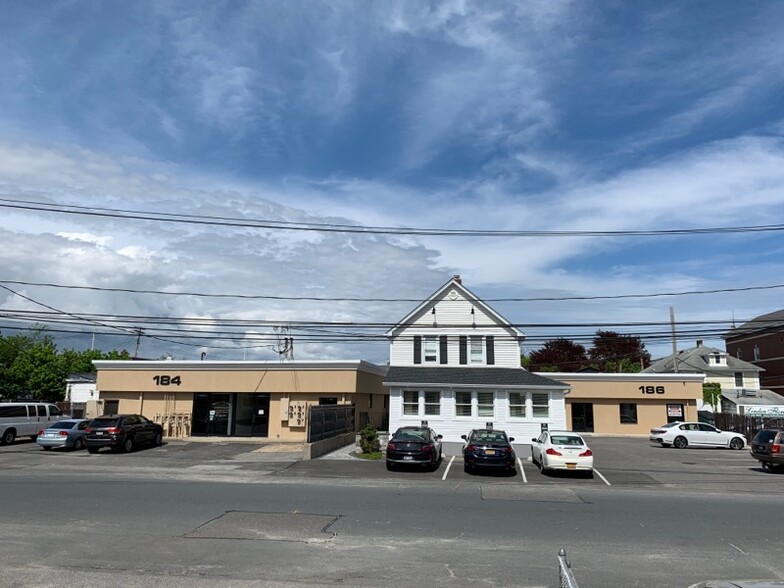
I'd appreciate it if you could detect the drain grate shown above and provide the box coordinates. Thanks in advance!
[184,511,339,542]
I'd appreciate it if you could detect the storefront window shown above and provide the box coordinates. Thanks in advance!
[620,403,638,424]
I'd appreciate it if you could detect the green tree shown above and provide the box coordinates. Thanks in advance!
[588,330,651,373]
[528,339,588,372]
[703,382,722,412]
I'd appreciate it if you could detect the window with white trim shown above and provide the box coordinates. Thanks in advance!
[509,392,525,418]
[477,391,494,417]
[423,336,438,363]
[469,336,484,363]
[532,392,549,418]
[403,390,418,415]
[402,390,442,417]
[424,391,441,416]
[734,372,743,388]
[455,391,472,416]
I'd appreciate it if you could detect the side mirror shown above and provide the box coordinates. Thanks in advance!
[437,434,443,440]
[531,438,537,443]
[460,435,467,440]
[508,437,515,442]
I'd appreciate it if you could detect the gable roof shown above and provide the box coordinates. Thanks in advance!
[384,366,567,389]
[385,276,524,339]
[643,344,762,375]
[725,309,784,339]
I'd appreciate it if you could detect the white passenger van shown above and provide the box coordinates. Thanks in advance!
[0,402,68,445]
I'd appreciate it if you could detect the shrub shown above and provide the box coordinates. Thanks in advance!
[359,424,380,455]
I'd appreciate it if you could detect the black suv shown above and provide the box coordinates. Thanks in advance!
[85,414,164,454]
[749,429,784,472]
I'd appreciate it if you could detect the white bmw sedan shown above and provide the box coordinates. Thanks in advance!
[649,421,746,450]
[531,430,594,475]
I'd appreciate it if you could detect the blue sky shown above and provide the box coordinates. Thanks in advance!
[1,1,784,362]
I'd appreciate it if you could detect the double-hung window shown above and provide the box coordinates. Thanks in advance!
[469,336,484,363]
[477,392,494,417]
[455,391,472,417]
[402,390,441,417]
[423,336,438,363]
[531,393,549,418]
[509,392,525,418]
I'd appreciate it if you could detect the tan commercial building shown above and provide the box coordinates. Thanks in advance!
[92,360,388,441]
[541,372,705,435]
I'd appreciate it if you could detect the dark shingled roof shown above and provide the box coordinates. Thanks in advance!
[384,366,566,388]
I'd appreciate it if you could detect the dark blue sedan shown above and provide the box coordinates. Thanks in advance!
[36,419,90,451]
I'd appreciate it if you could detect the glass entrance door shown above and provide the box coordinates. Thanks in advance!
[235,394,270,437]
[571,403,594,432]
[191,393,233,436]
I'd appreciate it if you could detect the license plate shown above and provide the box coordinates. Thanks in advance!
[566,463,576,469]
[95,432,104,436]
[484,449,496,455]
[403,456,413,461]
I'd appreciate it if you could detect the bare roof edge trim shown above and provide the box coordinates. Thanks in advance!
[539,372,706,381]
[383,381,570,390]
[92,360,388,376]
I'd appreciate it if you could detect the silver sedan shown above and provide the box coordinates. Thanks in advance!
[36,419,90,451]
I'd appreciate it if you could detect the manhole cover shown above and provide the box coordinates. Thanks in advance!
[184,511,339,542]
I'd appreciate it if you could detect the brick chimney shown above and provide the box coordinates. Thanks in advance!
[696,340,703,347]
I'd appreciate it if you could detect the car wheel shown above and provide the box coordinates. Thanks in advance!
[1,429,16,445]
[122,437,134,453]
[386,461,394,471]
[73,438,84,451]
[154,432,163,446]
[729,437,744,450]
[42,446,52,451]
[87,446,99,454]
[673,436,688,449]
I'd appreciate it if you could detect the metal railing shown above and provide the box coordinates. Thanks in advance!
[558,548,579,588]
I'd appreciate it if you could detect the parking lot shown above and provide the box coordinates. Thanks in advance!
[0,434,781,494]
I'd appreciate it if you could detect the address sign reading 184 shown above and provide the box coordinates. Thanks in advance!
[639,386,665,395]
[153,375,182,386]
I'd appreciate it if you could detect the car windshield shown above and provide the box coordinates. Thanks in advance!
[394,429,426,442]
[550,435,584,446]
[47,421,76,430]
[472,431,507,444]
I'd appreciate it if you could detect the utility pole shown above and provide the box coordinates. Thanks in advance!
[669,307,678,373]
[133,327,144,359]
[274,325,294,361]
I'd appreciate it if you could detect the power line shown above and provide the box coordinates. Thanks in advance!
[3,197,784,237]
[3,278,784,303]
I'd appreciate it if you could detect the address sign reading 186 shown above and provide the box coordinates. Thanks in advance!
[153,375,182,386]
[639,386,665,394]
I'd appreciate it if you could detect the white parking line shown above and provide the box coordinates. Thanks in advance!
[594,468,611,486]
[442,455,455,480]
[517,457,527,483]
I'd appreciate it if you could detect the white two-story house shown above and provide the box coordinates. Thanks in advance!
[383,276,569,443]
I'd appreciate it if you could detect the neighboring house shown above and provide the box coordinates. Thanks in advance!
[383,276,569,443]
[65,373,99,418]
[725,309,784,398]
[642,341,783,415]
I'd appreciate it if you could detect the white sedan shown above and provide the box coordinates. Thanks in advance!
[649,421,746,450]
[531,430,594,475]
